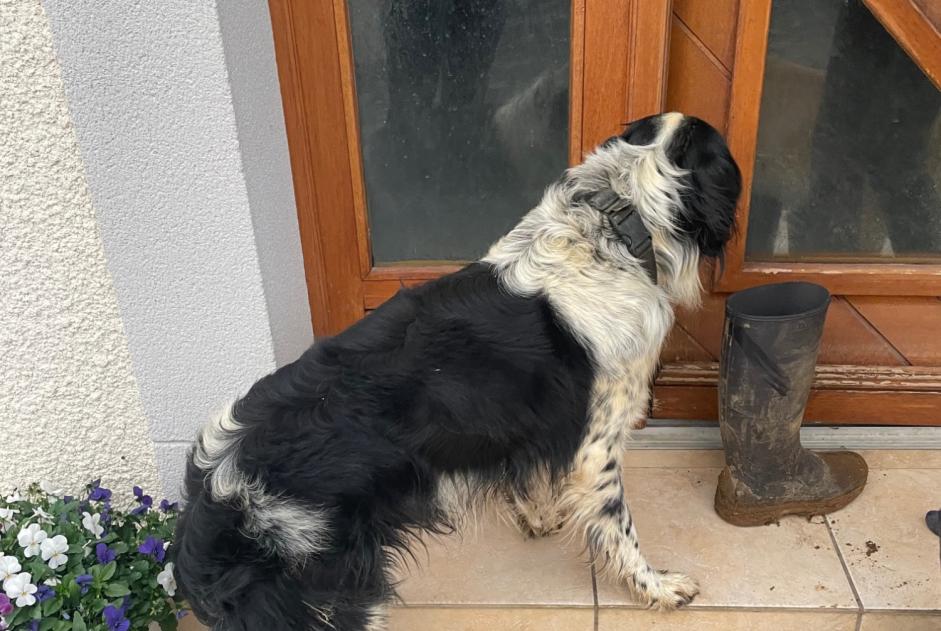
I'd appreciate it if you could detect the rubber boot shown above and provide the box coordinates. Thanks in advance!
[714,282,868,526]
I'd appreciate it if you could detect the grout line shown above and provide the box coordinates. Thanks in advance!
[590,556,599,631]
[826,516,864,618]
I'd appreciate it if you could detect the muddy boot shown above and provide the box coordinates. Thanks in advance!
[714,282,868,527]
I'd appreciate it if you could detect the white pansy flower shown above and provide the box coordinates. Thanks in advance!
[43,577,61,587]
[4,492,20,504]
[3,572,37,607]
[0,508,18,534]
[81,512,104,538]
[31,507,53,523]
[40,535,69,570]
[0,557,21,583]
[17,524,47,558]
[156,562,176,597]
[39,482,64,497]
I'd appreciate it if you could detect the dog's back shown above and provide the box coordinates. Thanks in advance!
[174,262,595,630]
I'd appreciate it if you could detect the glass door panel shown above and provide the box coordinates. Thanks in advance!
[745,0,941,263]
[347,0,571,264]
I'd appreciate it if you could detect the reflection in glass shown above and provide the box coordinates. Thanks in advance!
[347,0,570,263]
[747,0,941,262]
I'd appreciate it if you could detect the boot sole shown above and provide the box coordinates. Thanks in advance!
[714,482,866,527]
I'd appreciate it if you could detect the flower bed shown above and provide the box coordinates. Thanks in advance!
[1,482,187,630]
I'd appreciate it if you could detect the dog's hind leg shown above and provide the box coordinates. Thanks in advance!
[504,474,566,538]
[561,375,699,610]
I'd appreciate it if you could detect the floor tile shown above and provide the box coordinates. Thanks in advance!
[859,611,941,630]
[856,451,941,469]
[594,467,858,610]
[828,468,941,611]
[622,449,724,468]
[599,609,858,630]
[389,607,594,631]
[394,508,594,607]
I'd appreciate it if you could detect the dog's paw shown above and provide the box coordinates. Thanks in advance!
[640,572,699,611]
[513,510,565,539]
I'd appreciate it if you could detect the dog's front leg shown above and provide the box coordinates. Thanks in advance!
[562,375,699,610]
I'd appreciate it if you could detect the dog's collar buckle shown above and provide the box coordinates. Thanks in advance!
[580,190,658,285]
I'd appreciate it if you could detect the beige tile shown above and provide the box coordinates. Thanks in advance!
[595,468,858,609]
[599,609,858,630]
[857,451,941,470]
[175,616,208,631]
[828,468,941,610]
[859,611,941,630]
[394,509,594,607]
[389,607,594,631]
[623,449,725,468]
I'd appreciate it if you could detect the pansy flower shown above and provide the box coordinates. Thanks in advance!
[17,524,47,558]
[102,604,130,631]
[40,534,69,570]
[138,536,166,563]
[96,543,116,565]
[74,574,93,595]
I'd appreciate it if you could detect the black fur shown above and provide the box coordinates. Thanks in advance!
[174,264,595,630]
[664,117,741,257]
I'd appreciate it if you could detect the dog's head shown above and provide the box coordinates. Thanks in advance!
[571,112,740,307]
[620,113,741,259]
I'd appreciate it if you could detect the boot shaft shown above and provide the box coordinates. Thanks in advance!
[718,282,830,478]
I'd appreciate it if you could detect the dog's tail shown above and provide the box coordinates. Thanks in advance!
[174,403,391,630]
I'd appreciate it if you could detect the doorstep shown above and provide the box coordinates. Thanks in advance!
[181,450,941,630]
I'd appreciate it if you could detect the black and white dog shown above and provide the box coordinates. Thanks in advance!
[174,113,741,630]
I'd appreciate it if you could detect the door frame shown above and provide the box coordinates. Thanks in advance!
[269,0,674,336]
[714,0,941,297]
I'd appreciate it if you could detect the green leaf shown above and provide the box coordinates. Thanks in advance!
[42,596,63,616]
[100,561,116,582]
[111,542,128,555]
[72,612,87,631]
[103,582,130,597]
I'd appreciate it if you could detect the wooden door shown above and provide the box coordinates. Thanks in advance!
[654,0,941,426]
[269,0,672,333]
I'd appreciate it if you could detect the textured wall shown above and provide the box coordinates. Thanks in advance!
[0,0,160,496]
[41,0,312,498]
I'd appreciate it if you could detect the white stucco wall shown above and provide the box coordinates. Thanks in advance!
[0,0,160,496]
[0,0,311,500]
[38,0,312,499]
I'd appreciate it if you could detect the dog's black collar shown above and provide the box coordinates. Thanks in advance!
[578,189,658,284]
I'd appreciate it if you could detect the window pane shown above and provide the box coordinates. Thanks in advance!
[746,0,941,263]
[347,0,570,264]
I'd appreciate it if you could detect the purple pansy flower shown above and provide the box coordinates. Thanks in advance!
[28,621,39,631]
[131,486,153,516]
[35,585,55,603]
[74,574,93,595]
[159,499,178,513]
[0,593,12,615]
[96,542,116,565]
[176,609,189,620]
[138,536,166,562]
[102,605,130,631]
[87,480,112,503]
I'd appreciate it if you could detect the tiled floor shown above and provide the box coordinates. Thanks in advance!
[180,450,941,630]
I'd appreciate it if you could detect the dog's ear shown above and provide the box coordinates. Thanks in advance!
[669,122,741,257]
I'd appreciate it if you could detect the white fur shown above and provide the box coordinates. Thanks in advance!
[487,114,703,609]
[193,402,331,562]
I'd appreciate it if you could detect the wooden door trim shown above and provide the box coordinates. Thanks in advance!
[270,0,365,336]
[272,1,675,331]
[865,0,941,90]
[713,0,941,297]
[653,362,941,425]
